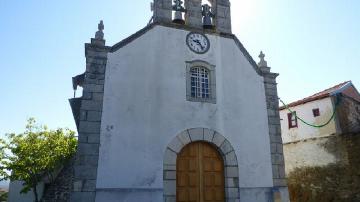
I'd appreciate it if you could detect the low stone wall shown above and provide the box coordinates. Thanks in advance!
[287,133,360,202]
[42,159,74,202]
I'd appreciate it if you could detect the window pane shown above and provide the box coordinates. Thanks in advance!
[190,66,210,99]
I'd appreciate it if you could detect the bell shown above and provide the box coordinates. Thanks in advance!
[202,4,215,29]
[203,15,213,29]
[173,11,185,24]
[172,0,186,24]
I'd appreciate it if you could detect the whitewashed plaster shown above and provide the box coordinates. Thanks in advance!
[96,25,273,194]
[280,97,338,144]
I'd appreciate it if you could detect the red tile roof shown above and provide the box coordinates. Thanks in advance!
[279,81,353,110]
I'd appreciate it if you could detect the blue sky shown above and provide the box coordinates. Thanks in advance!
[0,0,359,135]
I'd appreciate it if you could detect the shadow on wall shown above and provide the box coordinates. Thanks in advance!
[287,134,360,202]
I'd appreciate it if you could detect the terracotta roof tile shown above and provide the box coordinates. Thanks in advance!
[280,81,352,110]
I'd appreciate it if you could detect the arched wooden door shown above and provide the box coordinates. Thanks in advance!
[177,142,225,202]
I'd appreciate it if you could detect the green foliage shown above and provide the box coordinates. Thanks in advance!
[0,191,7,202]
[288,135,360,202]
[0,118,77,201]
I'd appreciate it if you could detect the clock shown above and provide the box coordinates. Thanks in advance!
[186,32,210,54]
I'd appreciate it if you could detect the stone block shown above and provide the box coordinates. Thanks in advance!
[77,135,88,143]
[87,58,106,65]
[268,117,280,125]
[188,128,204,142]
[216,5,231,18]
[77,155,99,166]
[92,92,104,101]
[225,177,238,188]
[87,111,102,122]
[168,137,184,153]
[271,143,277,153]
[70,191,95,202]
[164,148,177,165]
[163,180,176,195]
[272,165,279,179]
[271,154,284,165]
[177,130,191,145]
[86,50,108,59]
[220,139,233,154]
[82,91,92,100]
[79,121,101,133]
[82,180,96,191]
[165,196,176,202]
[225,151,238,166]
[87,134,100,144]
[212,132,225,147]
[164,170,176,180]
[270,135,283,144]
[88,64,105,74]
[276,144,284,154]
[226,187,240,198]
[73,180,83,192]
[203,128,215,142]
[278,166,286,178]
[84,84,104,93]
[273,179,287,187]
[227,199,240,202]
[74,165,97,179]
[77,143,99,156]
[163,164,176,171]
[81,100,103,111]
[225,166,239,178]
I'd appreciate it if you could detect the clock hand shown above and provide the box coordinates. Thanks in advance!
[193,39,204,50]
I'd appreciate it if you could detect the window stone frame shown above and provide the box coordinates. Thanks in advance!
[186,60,216,104]
[163,128,240,202]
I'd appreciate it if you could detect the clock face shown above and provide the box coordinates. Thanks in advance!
[186,32,210,54]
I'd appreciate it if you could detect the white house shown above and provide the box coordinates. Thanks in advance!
[280,81,360,174]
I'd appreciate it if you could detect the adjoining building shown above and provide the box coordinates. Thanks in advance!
[280,81,360,174]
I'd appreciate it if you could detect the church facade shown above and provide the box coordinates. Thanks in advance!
[70,0,289,201]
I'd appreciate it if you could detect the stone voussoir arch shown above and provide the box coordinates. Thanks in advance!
[163,128,240,202]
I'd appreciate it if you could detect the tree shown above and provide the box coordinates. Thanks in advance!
[0,118,77,202]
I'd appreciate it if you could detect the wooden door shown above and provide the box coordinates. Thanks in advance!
[177,142,225,202]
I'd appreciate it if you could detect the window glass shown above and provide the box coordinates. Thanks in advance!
[190,66,210,99]
[288,112,298,128]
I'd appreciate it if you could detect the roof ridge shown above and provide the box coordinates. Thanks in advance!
[280,81,352,109]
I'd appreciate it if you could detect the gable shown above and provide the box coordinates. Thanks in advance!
[110,22,262,76]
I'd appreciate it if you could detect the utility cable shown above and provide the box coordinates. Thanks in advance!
[278,95,341,128]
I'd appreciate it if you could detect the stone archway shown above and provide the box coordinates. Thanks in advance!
[163,128,240,201]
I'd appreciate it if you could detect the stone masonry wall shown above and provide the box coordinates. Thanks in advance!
[260,66,287,188]
[337,95,360,134]
[287,133,360,202]
[42,159,74,202]
[70,37,110,202]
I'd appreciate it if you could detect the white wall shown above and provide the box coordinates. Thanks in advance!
[8,181,44,202]
[280,97,338,144]
[96,25,273,196]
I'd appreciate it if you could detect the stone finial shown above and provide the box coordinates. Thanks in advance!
[258,51,268,68]
[95,20,104,40]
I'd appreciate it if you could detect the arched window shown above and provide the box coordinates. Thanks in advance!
[186,60,216,103]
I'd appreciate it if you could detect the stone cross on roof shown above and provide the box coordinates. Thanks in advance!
[95,20,104,40]
[258,51,268,68]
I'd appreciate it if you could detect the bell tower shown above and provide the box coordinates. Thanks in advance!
[153,0,232,33]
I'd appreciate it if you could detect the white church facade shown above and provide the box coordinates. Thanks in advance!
[69,0,289,201]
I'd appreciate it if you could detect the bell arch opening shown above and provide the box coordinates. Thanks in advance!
[163,128,240,201]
